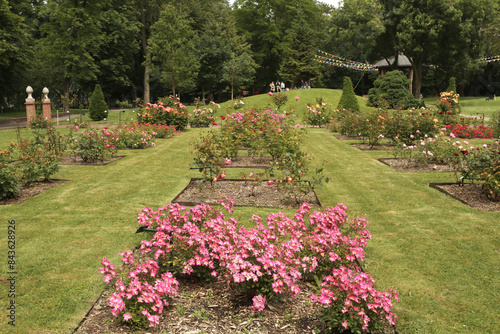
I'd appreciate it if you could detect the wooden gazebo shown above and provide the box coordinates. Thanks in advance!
[374,54,414,93]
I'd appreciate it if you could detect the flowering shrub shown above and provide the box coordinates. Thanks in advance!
[109,126,155,149]
[0,145,20,199]
[491,111,500,138]
[231,99,245,110]
[100,200,398,331]
[451,141,500,201]
[444,124,494,139]
[17,128,65,184]
[384,110,439,145]
[130,123,176,139]
[303,98,333,127]
[190,107,216,127]
[433,91,460,125]
[312,266,398,332]
[335,111,368,137]
[392,135,466,165]
[29,115,51,129]
[68,128,117,162]
[270,92,288,110]
[357,111,388,147]
[137,96,188,130]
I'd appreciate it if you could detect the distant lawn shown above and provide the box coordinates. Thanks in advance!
[423,96,500,119]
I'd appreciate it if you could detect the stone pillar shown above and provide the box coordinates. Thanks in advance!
[25,86,36,127]
[42,87,51,122]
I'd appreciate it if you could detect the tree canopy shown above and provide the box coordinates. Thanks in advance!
[0,0,498,111]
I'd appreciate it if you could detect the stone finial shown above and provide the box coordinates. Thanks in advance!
[43,87,50,102]
[26,86,35,102]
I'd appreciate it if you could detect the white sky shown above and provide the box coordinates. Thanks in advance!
[229,1,342,8]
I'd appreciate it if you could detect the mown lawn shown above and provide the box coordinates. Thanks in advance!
[0,91,498,333]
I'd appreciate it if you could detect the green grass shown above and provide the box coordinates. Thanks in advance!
[423,96,500,119]
[0,91,499,333]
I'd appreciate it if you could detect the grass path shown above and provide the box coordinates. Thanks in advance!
[304,130,499,333]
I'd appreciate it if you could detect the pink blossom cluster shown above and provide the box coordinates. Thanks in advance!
[222,109,286,126]
[311,266,399,331]
[105,123,177,149]
[99,255,179,327]
[100,199,398,330]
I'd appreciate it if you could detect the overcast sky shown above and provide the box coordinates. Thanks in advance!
[229,0,342,8]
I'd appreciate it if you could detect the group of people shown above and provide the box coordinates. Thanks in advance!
[269,80,311,93]
[269,81,285,93]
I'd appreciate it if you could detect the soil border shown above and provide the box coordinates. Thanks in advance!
[60,155,126,166]
[429,182,499,211]
[171,178,322,208]
[429,182,471,207]
[0,179,67,205]
[351,143,396,151]
[378,158,454,172]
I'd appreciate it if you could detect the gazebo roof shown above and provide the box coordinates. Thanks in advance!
[374,54,412,67]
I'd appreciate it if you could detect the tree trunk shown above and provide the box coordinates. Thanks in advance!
[413,63,423,99]
[144,55,151,104]
[172,74,176,98]
[62,77,71,113]
[140,2,150,104]
[231,77,234,101]
[202,86,205,105]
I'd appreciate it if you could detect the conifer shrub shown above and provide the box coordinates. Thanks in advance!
[89,84,108,121]
[447,77,457,93]
[368,70,419,109]
[337,77,360,112]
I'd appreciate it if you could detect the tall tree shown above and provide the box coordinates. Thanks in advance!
[234,0,321,89]
[37,0,102,112]
[149,3,199,98]
[134,0,163,104]
[223,52,257,100]
[94,0,141,104]
[0,0,30,111]
[332,0,495,98]
[329,0,385,62]
[278,10,321,88]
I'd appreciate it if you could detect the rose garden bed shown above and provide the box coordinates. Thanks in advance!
[0,179,66,205]
[75,274,327,334]
[378,158,454,172]
[379,158,499,211]
[172,178,321,209]
[60,155,125,166]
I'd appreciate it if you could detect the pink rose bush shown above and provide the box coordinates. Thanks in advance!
[137,96,188,130]
[100,199,398,331]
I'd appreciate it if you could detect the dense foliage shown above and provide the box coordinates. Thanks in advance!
[368,71,419,109]
[1,0,498,112]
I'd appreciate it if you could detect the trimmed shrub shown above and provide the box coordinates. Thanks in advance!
[447,77,457,93]
[337,77,360,112]
[368,70,419,109]
[89,84,108,121]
